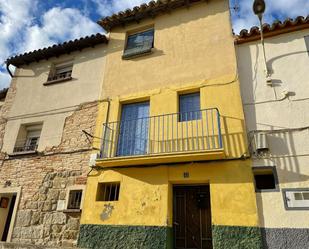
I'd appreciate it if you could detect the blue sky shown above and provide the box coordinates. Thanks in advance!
[1,0,308,88]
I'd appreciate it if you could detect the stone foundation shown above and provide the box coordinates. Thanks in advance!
[261,227,309,249]
[78,224,173,249]
[212,225,263,249]
[0,242,84,249]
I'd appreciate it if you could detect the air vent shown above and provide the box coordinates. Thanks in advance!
[253,133,269,154]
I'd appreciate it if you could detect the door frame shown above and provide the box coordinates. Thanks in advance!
[172,184,212,249]
[0,187,21,242]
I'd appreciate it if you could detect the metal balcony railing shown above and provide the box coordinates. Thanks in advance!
[13,144,38,153]
[47,71,72,82]
[100,108,222,159]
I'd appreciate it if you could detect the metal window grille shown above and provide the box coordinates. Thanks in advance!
[96,183,120,202]
[48,64,73,81]
[67,190,82,209]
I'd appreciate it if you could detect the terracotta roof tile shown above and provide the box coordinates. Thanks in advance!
[97,0,205,31]
[6,33,108,67]
[235,15,309,44]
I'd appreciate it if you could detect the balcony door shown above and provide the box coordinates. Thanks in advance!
[117,101,150,156]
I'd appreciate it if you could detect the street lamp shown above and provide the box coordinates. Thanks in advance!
[253,0,272,84]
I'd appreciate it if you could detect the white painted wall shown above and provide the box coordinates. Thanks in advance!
[236,29,309,228]
[2,44,107,153]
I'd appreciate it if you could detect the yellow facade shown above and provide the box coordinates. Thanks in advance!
[83,160,258,228]
[79,1,262,248]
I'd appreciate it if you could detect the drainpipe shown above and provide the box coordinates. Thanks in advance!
[100,98,111,158]
[6,62,14,78]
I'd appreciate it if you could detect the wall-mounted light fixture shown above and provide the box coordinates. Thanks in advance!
[253,0,272,85]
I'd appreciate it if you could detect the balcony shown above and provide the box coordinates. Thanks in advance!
[97,108,224,167]
[44,71,72,85]
[13,144,38,155]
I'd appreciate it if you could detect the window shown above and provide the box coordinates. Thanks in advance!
[117,101,150,156]
[47,61,73,82]
[253,167,279,192]
[96,182,120,202]
[56,185,85,212]
[67,190,82,210]
[179,92,201,122]
[283,189,309,210]
[13,124,42,153]
[123,28,154,59]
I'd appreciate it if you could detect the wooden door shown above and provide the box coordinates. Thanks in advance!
[173,185,212,249]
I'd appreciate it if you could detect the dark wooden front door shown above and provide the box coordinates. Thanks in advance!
[173,185,212,249]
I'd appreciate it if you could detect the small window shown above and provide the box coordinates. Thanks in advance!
[96,182,120,201]
[123,29,154,59]
[253,167,279,192]
[13,124,42,153]
[67,190,82,210]
[179,92,201,122]
[48,61,73,82]
[283,189,309,210]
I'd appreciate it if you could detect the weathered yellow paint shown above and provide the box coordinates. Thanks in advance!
[81,160,259,228]
[81,0,258,231]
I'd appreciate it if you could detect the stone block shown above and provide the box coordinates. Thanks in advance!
[26,201,38,210]
[42,201,52,211]
[66,217,80,231]
[51,225,63,234]
[63,230,78,240]
[43,213,53,225]
[59,191,66,200]
[31,211,40,225]
[15,210,32,227]
[62,239,75,247]
[52,212,67,225]
[47,189,59,200]
[38,194,47,201]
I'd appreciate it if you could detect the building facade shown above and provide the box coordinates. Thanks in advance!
[236,16,309,249]
[79,0,262,248]
[0,34,108,246]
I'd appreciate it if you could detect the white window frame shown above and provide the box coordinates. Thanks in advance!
[56,185,85,212]
[283,188,309,210]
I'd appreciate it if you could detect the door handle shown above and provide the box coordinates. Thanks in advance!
[173,222,179,226]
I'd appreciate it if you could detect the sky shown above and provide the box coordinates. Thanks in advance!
[0,0,308,89]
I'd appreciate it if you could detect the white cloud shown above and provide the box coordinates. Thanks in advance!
[231,0,309,34]
[92,0,148,17]
[0,2,102,88]
[23,7,102,52]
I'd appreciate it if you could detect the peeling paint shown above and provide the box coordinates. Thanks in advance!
[100,204,114,221]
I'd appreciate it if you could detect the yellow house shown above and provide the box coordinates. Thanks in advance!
[79,0,262,248]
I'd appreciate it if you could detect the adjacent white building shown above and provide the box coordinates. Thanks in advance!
[236,16,309,248]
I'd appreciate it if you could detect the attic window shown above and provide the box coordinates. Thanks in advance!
[123,28,154,59]
[47,61,73,83]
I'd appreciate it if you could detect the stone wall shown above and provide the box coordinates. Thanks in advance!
[0,97,99,246]
[0,241,84,249]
